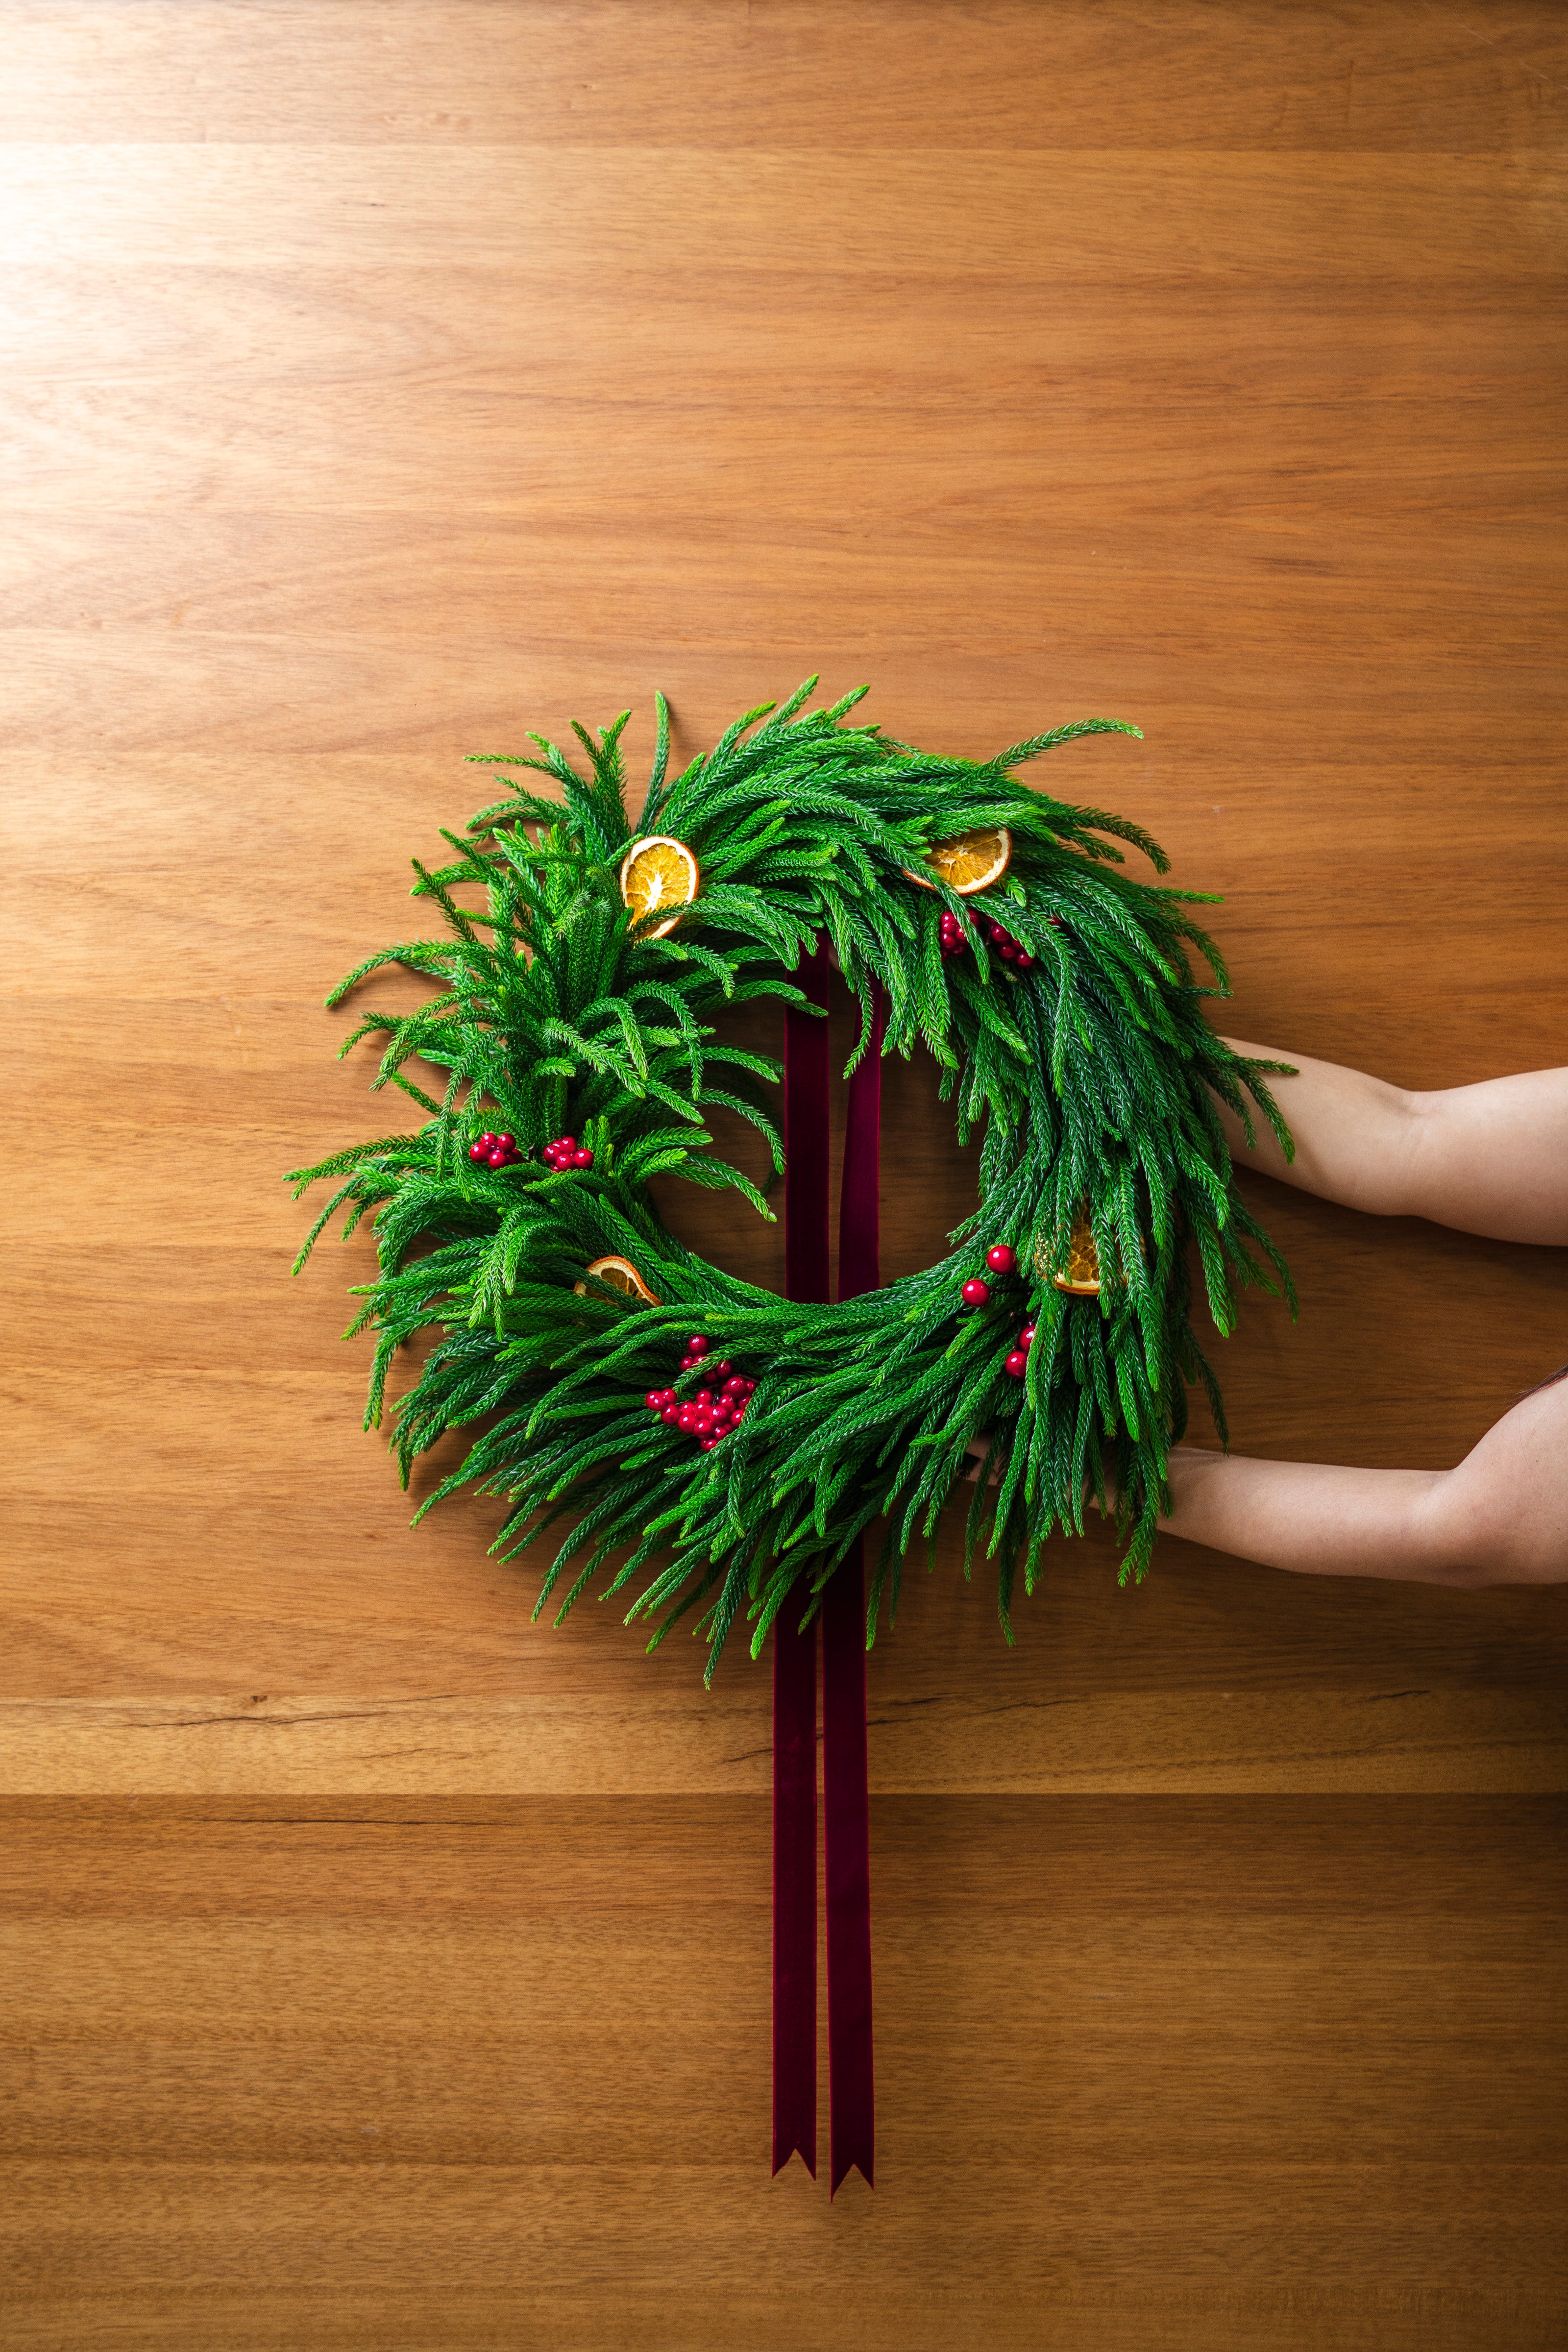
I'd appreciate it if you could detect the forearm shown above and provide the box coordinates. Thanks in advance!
[1216,1040,1568,1245]
[1160,1368,1568,1586]
[1157,1446,1458,1581]
[1212,1038,1419,1219]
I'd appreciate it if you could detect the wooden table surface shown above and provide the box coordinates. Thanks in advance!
[4,4,1567,2345]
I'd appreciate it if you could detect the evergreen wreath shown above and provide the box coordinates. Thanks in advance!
[291,680,1296,1679]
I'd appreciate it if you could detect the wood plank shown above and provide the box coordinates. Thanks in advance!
[2,1682,1566,1795]
[4,0,1566,149]
[0,1797,1564,2349]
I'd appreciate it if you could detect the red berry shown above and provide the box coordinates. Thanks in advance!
[961,1278,990,1308]
[986,1245,1017,1276]
[1019,1324,1036,1348]
[679,1356,696,1373]
[1004,1351,1029,1379]
[645,1390,663,1411]
[732,1400,748,1421]
[487,1149,508,1169]
[678,1410,697,1433]
[468,1141,488,1164]
[558,1135,575,1151]
[1016,953,1035,971]
[711,1361,733,1380]
[496,1133,514,1152]
[700,1437,718,1452]
[743,1378,757,1395]
[695,1389,712,1409]
[722,1377,746,1400]
[661,1405,681,1426]
[572,1147,594,1168]
[687,1335,710,1358]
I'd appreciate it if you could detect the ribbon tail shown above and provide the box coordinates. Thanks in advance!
[823,977,884,2194]
[824,1543,874,2194]
[772,1604,817,2178]
[773,935,832,2177]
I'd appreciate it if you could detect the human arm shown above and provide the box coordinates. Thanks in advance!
[1156,1370,1568,1585]
[1216,1041,1568,1246]
[968,1041,1568,1580]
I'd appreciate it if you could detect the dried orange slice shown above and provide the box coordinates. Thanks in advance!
[1045,1202,1102,1296]
[573,1253,660,1304]
[619,835,699,937]
[924,826,1011,897]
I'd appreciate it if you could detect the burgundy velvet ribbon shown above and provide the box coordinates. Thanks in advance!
[774,938,830,2179]
[825,983,884,2195]
[773,948,882,2193]
[771,1599,818,2179]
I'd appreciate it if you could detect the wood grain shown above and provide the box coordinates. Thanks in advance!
[1,1796,1565,2350]
[3,2,1567,2344]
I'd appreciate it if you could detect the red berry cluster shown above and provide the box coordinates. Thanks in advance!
[938,908,971,960]
[541,1132,594,1171]
[469,1130,521,1169]
[1004,1321,1037,1380]
[644,1334,758,1453]
[978,914,1036,971]
[959,1242,1018,1310]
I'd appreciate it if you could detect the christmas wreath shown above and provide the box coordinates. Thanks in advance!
[291,680,1295,1680]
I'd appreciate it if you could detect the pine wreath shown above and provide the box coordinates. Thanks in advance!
[291,680,1296,1678]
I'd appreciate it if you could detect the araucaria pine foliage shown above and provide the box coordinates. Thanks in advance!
[291,681,1295,1678]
